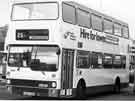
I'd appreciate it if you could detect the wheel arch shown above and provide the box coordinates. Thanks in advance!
[113,76,121,85]
[77,78,86,88]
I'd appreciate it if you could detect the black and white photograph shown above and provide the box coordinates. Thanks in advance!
[0,0,135,100]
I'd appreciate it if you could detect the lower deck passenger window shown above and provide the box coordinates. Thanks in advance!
[121,56,126,69]
[77,51,89,68]
[103,54,113,68]
[91,52,103,69]
[113,55,121,68]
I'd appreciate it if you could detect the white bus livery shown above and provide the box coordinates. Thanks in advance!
[5,0,130,98]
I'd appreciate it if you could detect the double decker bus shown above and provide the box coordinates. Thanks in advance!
[5,0,130,98]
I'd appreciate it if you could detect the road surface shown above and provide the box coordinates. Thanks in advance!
[0,83,135,100]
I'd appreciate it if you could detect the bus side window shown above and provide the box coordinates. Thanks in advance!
[91,52,103,69]
[121,55,126,69]
[91,14,102,32]
[62,3,76,24]
[103,19,113,34]
[97,53,103,68]
[103,54,113,69]
[114,23,122,37]
[77,50,89,69]
[122,26,129,38]
[77,8,90,28]
[113,55,121,69]
[91,52,97,68]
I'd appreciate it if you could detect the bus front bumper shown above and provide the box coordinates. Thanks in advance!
[7,85,60,97]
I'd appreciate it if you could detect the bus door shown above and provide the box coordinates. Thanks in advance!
[61,49,74,97]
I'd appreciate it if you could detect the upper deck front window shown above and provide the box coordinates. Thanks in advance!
[12,2,58,20]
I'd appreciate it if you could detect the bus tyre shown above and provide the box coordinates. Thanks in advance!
[76,81,86,99]
[133,89,135,93]
[113,79,120,93]
[133,85,135,93]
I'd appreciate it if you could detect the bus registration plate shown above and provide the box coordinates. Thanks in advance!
[23,92,35,96]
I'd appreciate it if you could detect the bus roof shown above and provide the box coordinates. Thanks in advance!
[12,0,128,27]
[11,0,59,3]
[64,1,128,27]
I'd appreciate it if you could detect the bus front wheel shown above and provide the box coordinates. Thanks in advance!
[76,80,86,99]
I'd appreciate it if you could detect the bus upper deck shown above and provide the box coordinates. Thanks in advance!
[6,0,130,56]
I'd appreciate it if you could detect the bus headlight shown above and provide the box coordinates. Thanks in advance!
[38,82,56,88]
[51,82,56,88]
[38,83,48,88]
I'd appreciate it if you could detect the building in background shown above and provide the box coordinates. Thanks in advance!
[129,39,135,83]
[129,39,135,66]
[0,25,8,51]
[0,25,8,77]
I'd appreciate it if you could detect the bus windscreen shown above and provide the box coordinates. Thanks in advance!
[8,45,59,71]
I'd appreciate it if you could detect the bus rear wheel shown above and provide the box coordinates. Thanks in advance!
[113,79,120,93]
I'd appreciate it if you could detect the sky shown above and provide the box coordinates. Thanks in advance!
[0,0,135,38]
